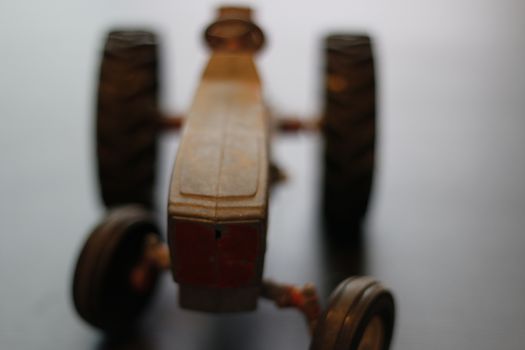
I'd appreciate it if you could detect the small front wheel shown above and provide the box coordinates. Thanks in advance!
[72,205,162,332]
[311,277,395,350]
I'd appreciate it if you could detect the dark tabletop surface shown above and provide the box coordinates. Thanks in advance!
[1,2,524,349]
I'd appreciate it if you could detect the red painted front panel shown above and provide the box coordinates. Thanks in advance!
[172,220,261,288]
[217,224,259,287]
[173,221,216,285]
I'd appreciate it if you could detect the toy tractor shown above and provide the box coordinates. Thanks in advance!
[72,6,395,350]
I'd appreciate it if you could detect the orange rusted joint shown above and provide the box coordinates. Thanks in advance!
[261,280,322,334]
[130,234,171,294]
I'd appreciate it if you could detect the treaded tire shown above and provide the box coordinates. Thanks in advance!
[72,205,161,332]
[310,277,395,350]
[96,30,160,209]
[321,34,376,232]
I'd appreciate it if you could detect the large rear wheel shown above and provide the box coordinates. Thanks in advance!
[96,30,160,209]
[321,34,376,234]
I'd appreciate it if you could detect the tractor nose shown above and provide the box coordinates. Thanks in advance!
[169,218,266,312]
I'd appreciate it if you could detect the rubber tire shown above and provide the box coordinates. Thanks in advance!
[321,34,376,233]
[310,277,395,350]
[96,30,160,209]
[72,205,161,333]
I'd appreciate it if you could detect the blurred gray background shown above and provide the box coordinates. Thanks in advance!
[1,0,524,349]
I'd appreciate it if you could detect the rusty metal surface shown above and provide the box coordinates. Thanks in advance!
[168,53,269,223]
[167,37,269,313]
